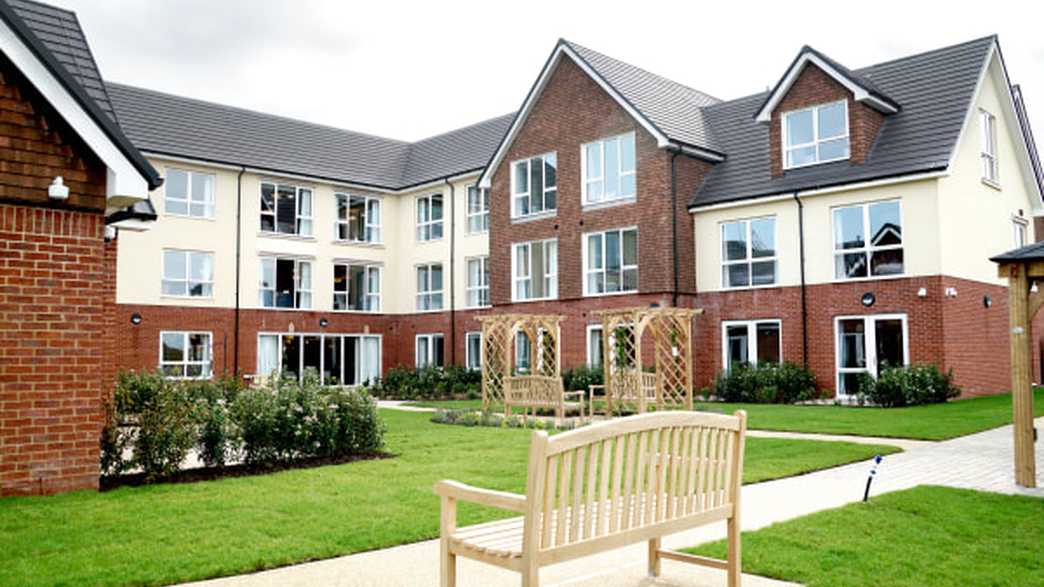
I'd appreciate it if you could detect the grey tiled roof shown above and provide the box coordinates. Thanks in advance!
[691,36,996,207]
[106,82,514,190]
[990,240,1044,262]
[563,40,723,154]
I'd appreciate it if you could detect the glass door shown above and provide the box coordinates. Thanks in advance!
[835,314,907,396]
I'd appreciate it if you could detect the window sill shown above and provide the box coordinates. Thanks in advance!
[258,231,317,243]
[717,283,780,292]
[413,308,446,314]
[510,296,558,304]
[464,230,489,237]
[782,154,851,171]
[165,213,216,221]
[331,240,385,249]
[416,237,445,244]
[981,178,1002,191]
[160,294,215,301]
[582,289,638,298]
[511,211,556,224]
[582,197,636,212]
[331,309,383,315]
[463,304,492,310]
[830,272,907,284]
[255,306,317,312]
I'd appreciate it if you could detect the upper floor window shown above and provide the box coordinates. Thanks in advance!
[583,132,636,205]
[416,193,444,241]
[783,100,849,169]
[467,185,489,233]
[162,249,213,298]
[833,200,903,280]
[512,239,557,301]
[511,153,557,218]
[165,168,214,218]
[584,227,638,295]
[160,331,212,379]
[980,110,999,185]
[260,182,313,236]
[466,256,490,308]
[335,193,381,243]
[416,263,444,311]
[259,257,312,309]
[721,217,776,288]
[333,263,381,312]
[1013,218,1028,248]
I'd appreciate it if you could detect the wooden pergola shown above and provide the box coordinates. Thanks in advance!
[592,306,702,414]
[476,313,564,411]
[991,244,1040,488]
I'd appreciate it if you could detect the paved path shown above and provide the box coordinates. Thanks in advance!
[185,418,1043,587]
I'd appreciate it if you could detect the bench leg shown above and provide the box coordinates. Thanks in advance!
[727,513,741,587]
[440,496,457,587]
[648,537,661,577]
[522,565,539,587]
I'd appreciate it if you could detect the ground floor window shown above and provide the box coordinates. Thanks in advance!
[835,314,908,396]
[584,324,634,371]
[465,332,482,370]
[257,333,380,385]
[160,331,212,379]
[587,325,603,368]
[722,319,782,372]
[416,333,444,368]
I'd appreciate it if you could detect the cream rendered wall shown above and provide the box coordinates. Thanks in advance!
[692,179,941,289]
[455,179,491,310]
[937,51,1041,286]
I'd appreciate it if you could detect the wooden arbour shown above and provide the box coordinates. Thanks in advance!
[477,314,565,411]
[593,307,702,414]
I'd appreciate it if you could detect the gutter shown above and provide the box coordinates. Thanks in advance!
[445,178,457,367]
[233,166,246,376]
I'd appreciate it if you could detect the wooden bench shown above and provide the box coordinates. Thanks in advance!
[590,370,657,414]
[504,374,586,423]
[435,410,748,586]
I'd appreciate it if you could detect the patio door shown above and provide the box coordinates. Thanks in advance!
[835,314,908,396]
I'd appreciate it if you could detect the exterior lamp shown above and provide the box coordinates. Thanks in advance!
[130,312,142,325]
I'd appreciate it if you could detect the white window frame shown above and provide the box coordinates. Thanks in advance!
[510,152,557,219]
[720,217,777,290]
[259,257,313,309]
[416,333,445,368]
[416,192,444,242]
[333,263,381,312]
[581,131,637,206]
[720,319,783,372]
[334,193,382,244]
[260,182,313,236]
[832,199,904,281]
[256,332,382,385]
[583,226,639,296]
[586,324,603,368]
[511,238,558,302]
[834,313,910,397]
[162,249,214,298]
[159,331,212,380]
[465,256,490,308]
[1013,217,1029,248]
[465,331,482,371]
[782,99,850,169]
[466,184,489,234]
[164,168,215,219]
[416,263,444,311]
[980,109,999,186]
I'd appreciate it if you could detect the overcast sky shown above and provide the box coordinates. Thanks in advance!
[49,0,1044,143]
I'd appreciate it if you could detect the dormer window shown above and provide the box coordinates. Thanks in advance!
[783,100,850,169]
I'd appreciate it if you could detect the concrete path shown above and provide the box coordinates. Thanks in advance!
[185,418,1043,587]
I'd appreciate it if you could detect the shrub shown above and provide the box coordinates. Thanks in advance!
[370,365,481,400]
[858,363,960,407]
[714,362,817,404]
[562,365,603,391]
[185,376,244,468]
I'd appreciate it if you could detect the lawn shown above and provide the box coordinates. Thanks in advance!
[688,485,1044,587]
[405,388,1044,440]
[0,409,897,587]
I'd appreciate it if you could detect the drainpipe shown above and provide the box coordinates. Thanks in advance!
[233,166,246,376]
[793,191,809,368]
[670,148,681,307]
[445,178,457,367]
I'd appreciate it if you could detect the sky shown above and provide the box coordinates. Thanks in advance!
[48,0,1044,144]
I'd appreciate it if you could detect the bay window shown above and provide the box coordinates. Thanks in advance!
[833,200,903,279]
[511,153,557,218]
[416,333,444,368]
[466,185,489,233]
[584,227,638,295]
[162,249,213,297]
[333,263,381,312]
[335,193,381,243]
[512,239,557,301]
[416,263,444,310]
[783,100,849,168]
[260,182,313,236]
[416,193,444,241]
[160,331,212,379]
[583,131,636,204]
[164,168,214,218]
[466,256,490,307]
[721,217,776,288]
[722,320,782,372]
[259,257,312,309]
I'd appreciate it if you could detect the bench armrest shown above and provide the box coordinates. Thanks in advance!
[562,390,585,401]
[434,480,528,513]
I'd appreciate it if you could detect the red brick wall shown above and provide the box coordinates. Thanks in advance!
[769,63,885,177]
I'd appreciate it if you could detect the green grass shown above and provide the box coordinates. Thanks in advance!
[688,485,1044,587]
[405,388,1044,440]
[0,409,897,587]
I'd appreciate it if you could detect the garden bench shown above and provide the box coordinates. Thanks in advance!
[504,374,586,423]
[590,370,657,414]
[434,410,748,586]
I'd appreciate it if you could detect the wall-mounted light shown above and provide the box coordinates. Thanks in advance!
[983,294,993,308]
[917,287,927,298]
[48,176,69,200]
[861,292,876,307]
[130,312,142,325]
[319,318,329,328]
[945,287,958,298]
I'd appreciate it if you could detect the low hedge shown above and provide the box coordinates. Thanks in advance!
[714,362,818,404]
[102,370,385,481]
[857,363,960,407]
[369,365,481,401]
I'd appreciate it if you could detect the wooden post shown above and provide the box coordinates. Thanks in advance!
[1007,264,1037,488]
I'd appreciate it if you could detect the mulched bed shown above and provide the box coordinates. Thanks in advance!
[100,451,393,491]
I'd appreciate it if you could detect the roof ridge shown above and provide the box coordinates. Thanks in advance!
[105,81,412,146]
[410,111,516,144]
